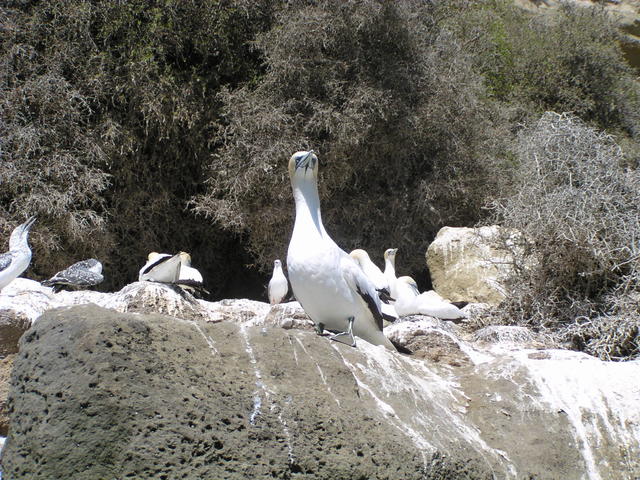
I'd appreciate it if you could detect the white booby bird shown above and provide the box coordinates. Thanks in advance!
[349,249,392,300]
[177,251,208,295]
[138,252,183,283]
[383,248,399,300]
[42,258,104,292]
[0,216,36,292]
[349,249,398,321]
[394,276,467,320]
[286,150,395,350]
[268,259,288,305]
[139,251,207,294]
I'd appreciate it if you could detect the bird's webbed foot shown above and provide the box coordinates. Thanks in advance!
[329,317,356,347]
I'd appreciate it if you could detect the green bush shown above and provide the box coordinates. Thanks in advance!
[451,1,640,137]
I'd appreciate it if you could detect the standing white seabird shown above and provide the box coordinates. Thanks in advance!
[268,259,288,305]
[42,258,104,292]
[395,276,467,320]
[0,216,36,292]
[286,150,395,350]
[383,248,399,300]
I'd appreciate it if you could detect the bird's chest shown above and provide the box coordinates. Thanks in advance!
[287,245,353,322]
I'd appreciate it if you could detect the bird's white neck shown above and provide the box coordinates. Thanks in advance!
[384,257,396,276]
[291,175,325,241]
[9,232,28,252]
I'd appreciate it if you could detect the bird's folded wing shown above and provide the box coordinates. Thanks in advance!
[141,253,182,283]
[341,257,384,331]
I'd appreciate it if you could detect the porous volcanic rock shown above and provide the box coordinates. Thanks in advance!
[0,305,493,480]
[2,296,640,479]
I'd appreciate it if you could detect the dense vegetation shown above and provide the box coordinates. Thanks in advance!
[1,0,638,358]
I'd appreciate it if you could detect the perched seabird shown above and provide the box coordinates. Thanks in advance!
[395,276,467,320]
[0,217,36,292]
[349,249,392,300]
[139,251,207,295]
[286,150,395,350]
[177,252,208,295]
[349,249,397,321]
[383,248,399,299]
[42,258,104,292]
[138,252,182,283]
[268,259,288,305]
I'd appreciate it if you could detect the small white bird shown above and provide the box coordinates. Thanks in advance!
[138,252,182,283]
[0,216,36,292]
[395,276,466,320]
[42,258,104,292]
[286,150,395,350]
[268,259,289,305]
[383,248,399,300]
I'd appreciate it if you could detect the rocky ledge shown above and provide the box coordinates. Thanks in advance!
[0,280,638,479]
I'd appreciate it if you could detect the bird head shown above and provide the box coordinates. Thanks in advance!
[349,249,370,266]
[274,259,282,268]
[398,276,420,295]
[288,150,318,182]
[178,251,192,266]
[9,216,36,250]
[88,259,103,274]
[383,248,398,261]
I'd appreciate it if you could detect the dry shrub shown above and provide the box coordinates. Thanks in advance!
[490,112,640,359]
[194,0,505,275]
[1,1,274,292]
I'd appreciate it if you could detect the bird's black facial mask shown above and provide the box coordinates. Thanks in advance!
[296,150,316,173]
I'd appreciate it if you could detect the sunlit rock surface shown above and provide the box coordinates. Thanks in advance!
[425,226,524,305]
[0,281,639,479]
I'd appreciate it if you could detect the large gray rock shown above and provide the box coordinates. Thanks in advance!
[1,305,492,480]
[1,302,639,479]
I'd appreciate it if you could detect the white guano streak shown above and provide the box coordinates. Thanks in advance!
[294,337,341,407]
[239,323,295,464]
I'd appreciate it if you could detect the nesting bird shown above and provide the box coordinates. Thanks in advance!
[138,252,183,284]
[0,217,36,292]
[139,251,206,295]
[286,150,395,350]
[394,276,466,320]
[268,259,289,305]
[42,258,104,293]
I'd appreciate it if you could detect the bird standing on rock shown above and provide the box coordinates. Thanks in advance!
[268,259,289,305]
[286,150,396,350]
[0,217,36,292]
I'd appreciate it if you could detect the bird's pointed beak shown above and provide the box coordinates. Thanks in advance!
[295,150,316,172]
[23,216,37,231]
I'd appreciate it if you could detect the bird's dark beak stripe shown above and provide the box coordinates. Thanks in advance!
[296,150,315,172]
[23,216,36,231]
